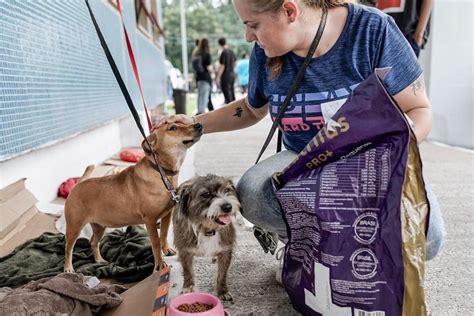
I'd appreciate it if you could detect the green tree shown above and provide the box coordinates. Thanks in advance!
[162,0,252,73]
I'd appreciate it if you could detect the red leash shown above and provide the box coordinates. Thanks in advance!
[86,0,179,203]
[116,0,153,131]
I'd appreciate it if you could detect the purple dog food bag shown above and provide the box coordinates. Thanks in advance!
[273,69,429,316]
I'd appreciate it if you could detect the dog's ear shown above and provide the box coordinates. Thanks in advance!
[225,178,238,194]
[225,178,242,214]
[177,181,192,215]
[141,133,157,155]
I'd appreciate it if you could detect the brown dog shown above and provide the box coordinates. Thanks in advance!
[173,175,241,301]
[63,122,202,273]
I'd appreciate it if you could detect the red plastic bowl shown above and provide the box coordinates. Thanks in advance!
[168,292,229,316]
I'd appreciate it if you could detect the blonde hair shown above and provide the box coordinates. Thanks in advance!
[246,0,347,79]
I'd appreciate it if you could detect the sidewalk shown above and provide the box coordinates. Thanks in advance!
[187,100,474,314]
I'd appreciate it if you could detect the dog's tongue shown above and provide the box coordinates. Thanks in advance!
[218,215,232,225]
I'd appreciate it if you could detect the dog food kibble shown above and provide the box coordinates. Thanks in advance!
[177,302,214,313]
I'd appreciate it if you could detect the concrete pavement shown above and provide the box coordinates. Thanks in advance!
[184,96,474,315]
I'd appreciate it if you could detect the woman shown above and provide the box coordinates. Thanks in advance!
[160,0,445,261]
[192,38,212,115]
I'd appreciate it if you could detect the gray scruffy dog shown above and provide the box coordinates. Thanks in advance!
[173,174,241,301]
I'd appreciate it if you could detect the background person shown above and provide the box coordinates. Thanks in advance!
[192,39,214,112]
[192,38,213,115]
[376,0,433,57]
[235,53,250,94]
[216,37,237,104]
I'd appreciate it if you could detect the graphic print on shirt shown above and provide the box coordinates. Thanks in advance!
[271,84,359,135]
[376,0,405,13]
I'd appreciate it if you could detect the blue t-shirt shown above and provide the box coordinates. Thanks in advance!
[248,3,422,153]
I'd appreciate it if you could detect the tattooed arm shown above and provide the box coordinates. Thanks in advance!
[393,74,432,143]
[156,97,268,134]
[194,97,268,134]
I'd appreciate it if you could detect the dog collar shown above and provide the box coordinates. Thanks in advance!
[148,159,179,176]
[204,229,216,237]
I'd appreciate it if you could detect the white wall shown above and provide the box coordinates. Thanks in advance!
[0,116,142,203]
[424,0,473,148]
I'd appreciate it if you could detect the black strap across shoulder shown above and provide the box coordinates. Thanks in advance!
[84,0,179,202]
[255,7,328,164]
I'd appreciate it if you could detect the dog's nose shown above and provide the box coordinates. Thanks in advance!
[193,123,202,131]
[221,203,232,213]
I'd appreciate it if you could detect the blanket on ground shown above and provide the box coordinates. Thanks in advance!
[0,272,126,315]
[0,226,155,288]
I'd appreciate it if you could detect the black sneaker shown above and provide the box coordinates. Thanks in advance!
[253,226,278,255]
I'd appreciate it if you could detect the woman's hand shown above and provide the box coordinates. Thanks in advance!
[413,31,424,47]
[155,114,194,128]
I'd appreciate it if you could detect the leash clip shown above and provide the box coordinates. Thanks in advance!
[170,190,180,203]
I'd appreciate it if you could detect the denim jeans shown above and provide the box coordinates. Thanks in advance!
[237,150,446,261]
[197,80,211,114]
[220,73,236,104]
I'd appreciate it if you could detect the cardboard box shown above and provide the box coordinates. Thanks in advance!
[0,178,37,240]
[0,177,172,316]
[0,179,57,257]
[99,266,171,316]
